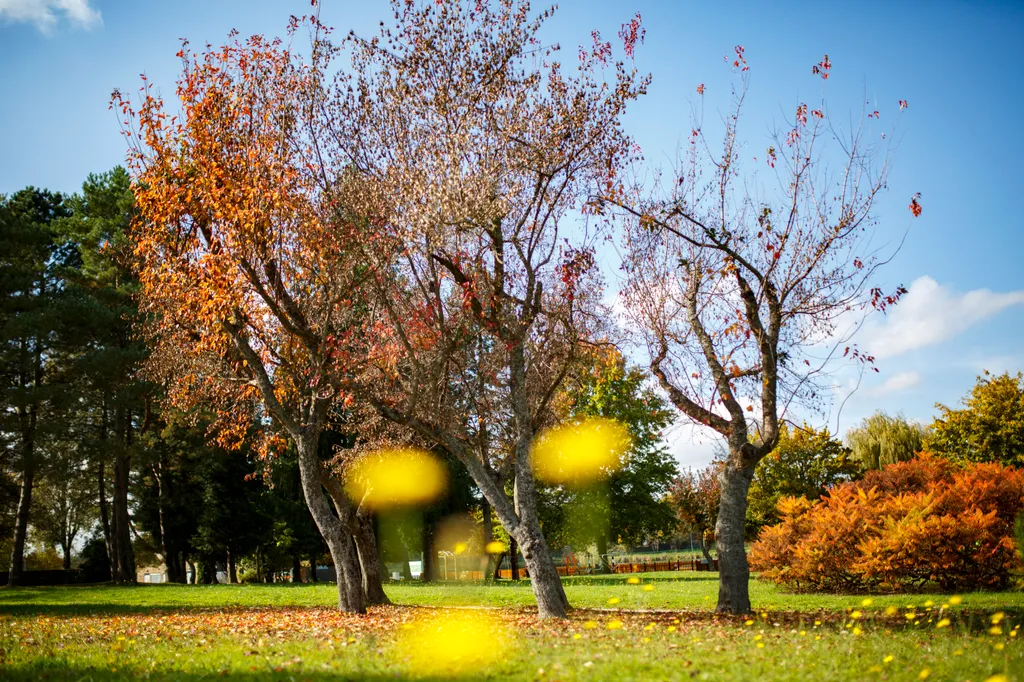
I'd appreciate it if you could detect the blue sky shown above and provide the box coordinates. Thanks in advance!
[2,0,1022,468]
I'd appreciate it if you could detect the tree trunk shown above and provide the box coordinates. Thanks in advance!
[292,556,302,583]
[111,407,135,584]
[596,535,611,573]
[714,459,755,614]
[227,550,237,584]
[294,432,365,613]
[482,498,496,582]
[97,412,115,582]
[353,515,390,605]
[513,517,569,619]
[700,531,714,566]
[420,522,435,583]
[62,541,72,571]
[7,458,35,587]
[308,554,318,582]
[508,536,519,581]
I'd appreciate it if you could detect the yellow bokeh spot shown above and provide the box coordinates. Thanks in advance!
[345,448,447,510]
[584,621,597,629]
[606,620,623,630]
[991,612,1005,624]
[642,585,655,592]
[884,606,898,616]
[531,417,632,485]
[918,669,930,680]
[936,618,950,629]
[398,610,512,677]
[453,542,468,555]
[607,598,621,605]
[861,598,873,607]
[485,541,506,554]
[948,596,962,605]
[883,655,894,664]
[626,577,640,585]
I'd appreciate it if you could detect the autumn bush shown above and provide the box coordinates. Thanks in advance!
[749,454,1024,592]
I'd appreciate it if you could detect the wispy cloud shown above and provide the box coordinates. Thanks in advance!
[0,0,101,33]
[858,276,1024,359]
[863,371,921,397]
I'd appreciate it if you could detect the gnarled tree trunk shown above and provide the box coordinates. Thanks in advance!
[295,432,365,613]
[714,458,755,614]
[353,515,390,605]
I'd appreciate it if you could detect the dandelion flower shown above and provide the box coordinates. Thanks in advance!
[948,596,962,605]
[936,619,950,629]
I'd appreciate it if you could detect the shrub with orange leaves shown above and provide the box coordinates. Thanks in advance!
[750,454,1024,592]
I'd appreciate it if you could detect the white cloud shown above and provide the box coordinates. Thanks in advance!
[0,0,101,33]
[863,371,921,397]
[859,276,1024,359]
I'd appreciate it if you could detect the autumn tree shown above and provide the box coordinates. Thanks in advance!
[846,411,926,470]
[667,463,721,565]
[609,51,913,613]
[336,0,648,618]
[116,21,391,612]
[927,371,1024,467]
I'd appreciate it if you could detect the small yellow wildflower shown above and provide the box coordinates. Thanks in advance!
[607,598,620,606]
[861,598,873,607]
[991,612,1005,624]
[984,676,1009,682]
[573,633,582,640]
[989,626,1004,636]
[885,606,898,616]
[918,668,931,680]
[936,618,950,629]
[667,626,676,633]
[923,600,934,608]
[850,610,862,620]
[853,627,863,636]
[756,642,765,648]
[994,642,1005,651]
[584,621,597,629]
[642,585,655,592]
[948,596,962,605]
[814,620,822,626]
[606,620,623,631]
[626,577,640,585]
[883,655,894,665]
[744,620,754,626]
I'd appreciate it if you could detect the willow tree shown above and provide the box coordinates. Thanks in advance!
[846,411,926,470]
[610,51,914,613]
[336,0,648,618]
[115,22,389,612]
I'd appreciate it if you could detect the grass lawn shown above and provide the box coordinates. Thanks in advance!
[0,574,1021,681]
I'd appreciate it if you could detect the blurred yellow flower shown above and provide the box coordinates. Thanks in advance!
[345,448,446,509]
[744,620,754,626]
[918,668,930,680]
[606,620,623,630]
[584,621,597,629]
[885,606,898,616]
[398,610,513,676]
[936,619,950,629]
[485,541,506,554]
[989,626,1004,636]
[991,612,1005,624]
[861,598,873,607]
[642,585,655,592]
[948,596,962,605]
[883,655,894,664]
[607,598,621,605]
[531,417,631,485]
[984,676,1009,682]
[850,611,862,620]
[626,577,640,585]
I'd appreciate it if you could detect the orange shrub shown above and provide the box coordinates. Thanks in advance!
[749,454,1024,592]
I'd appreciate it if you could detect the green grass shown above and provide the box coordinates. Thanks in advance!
[1,575,1021,681]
